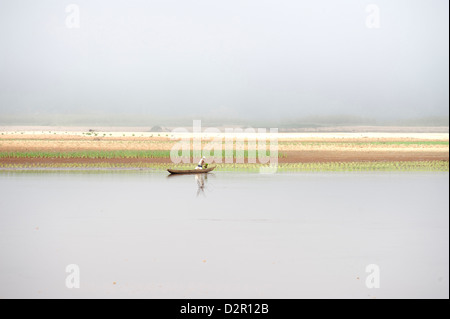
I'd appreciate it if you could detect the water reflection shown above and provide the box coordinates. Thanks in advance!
[195,174,206,197]
[166,173,213,197]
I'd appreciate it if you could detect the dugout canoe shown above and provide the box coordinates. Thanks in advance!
[167,166,216,175]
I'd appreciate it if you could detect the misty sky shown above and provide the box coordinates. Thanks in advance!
[0,0,448,122]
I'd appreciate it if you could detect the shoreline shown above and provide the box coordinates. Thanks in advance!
[0,161,448,172]
[1,130,448,172]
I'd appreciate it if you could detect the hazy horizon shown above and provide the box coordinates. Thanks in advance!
[0,0,449,125]
[0,113,448,129]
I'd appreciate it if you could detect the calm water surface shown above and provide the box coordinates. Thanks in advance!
[0,171,448,298]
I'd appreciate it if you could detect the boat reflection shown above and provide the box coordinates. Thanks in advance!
[195,174,206,197]
[166,173,214,197]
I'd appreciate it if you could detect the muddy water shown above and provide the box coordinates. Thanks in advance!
[0,171,448,298]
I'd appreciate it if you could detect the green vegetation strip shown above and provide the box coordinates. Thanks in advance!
[0,161,447,172]
[0,150,276,159]
[279,141,449,146]
[0,150,172,159]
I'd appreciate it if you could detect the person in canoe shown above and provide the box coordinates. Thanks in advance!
[195,156,207,169]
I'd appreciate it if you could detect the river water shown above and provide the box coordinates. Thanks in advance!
[0,171,448,298]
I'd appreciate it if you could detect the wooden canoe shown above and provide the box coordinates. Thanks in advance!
[167,166,216,175]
